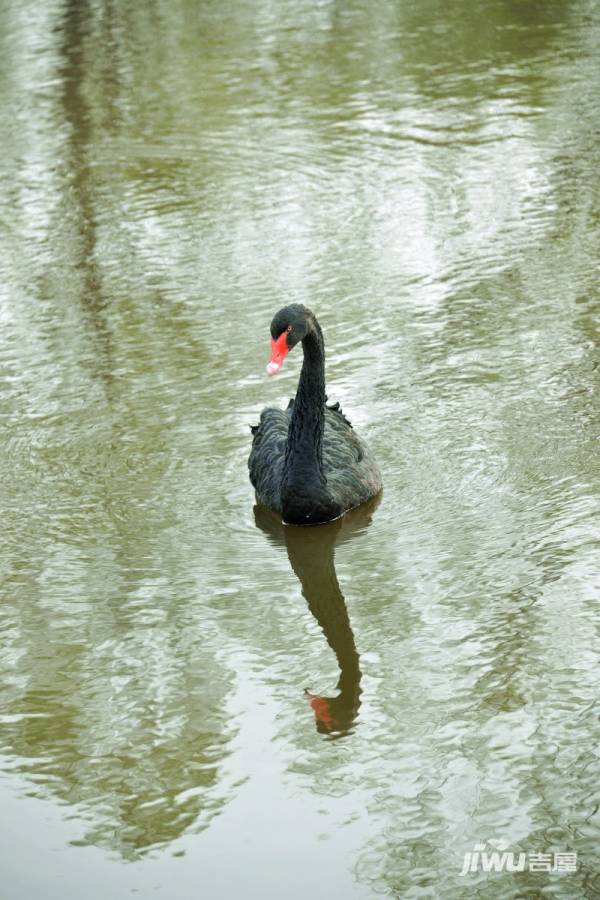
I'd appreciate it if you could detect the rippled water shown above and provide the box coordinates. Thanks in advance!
[1,0,599,897]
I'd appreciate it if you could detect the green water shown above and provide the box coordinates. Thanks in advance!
[1,1,599,897]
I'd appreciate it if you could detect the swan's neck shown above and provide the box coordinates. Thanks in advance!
[283,324,326,488]
[286,534,361,695]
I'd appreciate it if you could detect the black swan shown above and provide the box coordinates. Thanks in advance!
[248,304,382,525]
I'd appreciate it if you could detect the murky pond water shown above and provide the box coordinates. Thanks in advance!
[1,0,600,897]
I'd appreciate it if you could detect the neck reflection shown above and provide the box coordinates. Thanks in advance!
[253,495,380,737]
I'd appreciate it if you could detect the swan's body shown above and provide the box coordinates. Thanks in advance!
[248,305,382,525]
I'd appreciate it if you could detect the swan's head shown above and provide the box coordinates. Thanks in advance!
[266,304,314,376]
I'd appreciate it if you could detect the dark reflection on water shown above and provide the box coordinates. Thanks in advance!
[254,496,381,738]
[58,0,113,385]
[0,570,237,860]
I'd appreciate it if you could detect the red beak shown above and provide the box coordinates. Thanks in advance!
[267,331,290,375]
[305,690,337,732]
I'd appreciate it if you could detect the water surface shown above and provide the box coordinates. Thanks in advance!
[1,0,600,897]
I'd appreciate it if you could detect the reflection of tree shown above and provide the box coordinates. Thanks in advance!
[254,496,380,737]
[0,560,236,859]
[58,0,114,386]
[0,2,242,860]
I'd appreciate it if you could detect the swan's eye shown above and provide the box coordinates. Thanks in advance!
[286,325,293,333]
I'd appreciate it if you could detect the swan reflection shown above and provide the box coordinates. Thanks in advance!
[253,495,380,737]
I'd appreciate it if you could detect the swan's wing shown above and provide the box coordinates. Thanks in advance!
[322,404,363,464]
[325,400,352,428]
[248,406,290,512]
[323,404,382,509]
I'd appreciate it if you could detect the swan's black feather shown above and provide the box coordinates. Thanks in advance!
[248,304,382,525]
[326,400,353,429]
[248,406,290,513]
[249,401,380,518]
